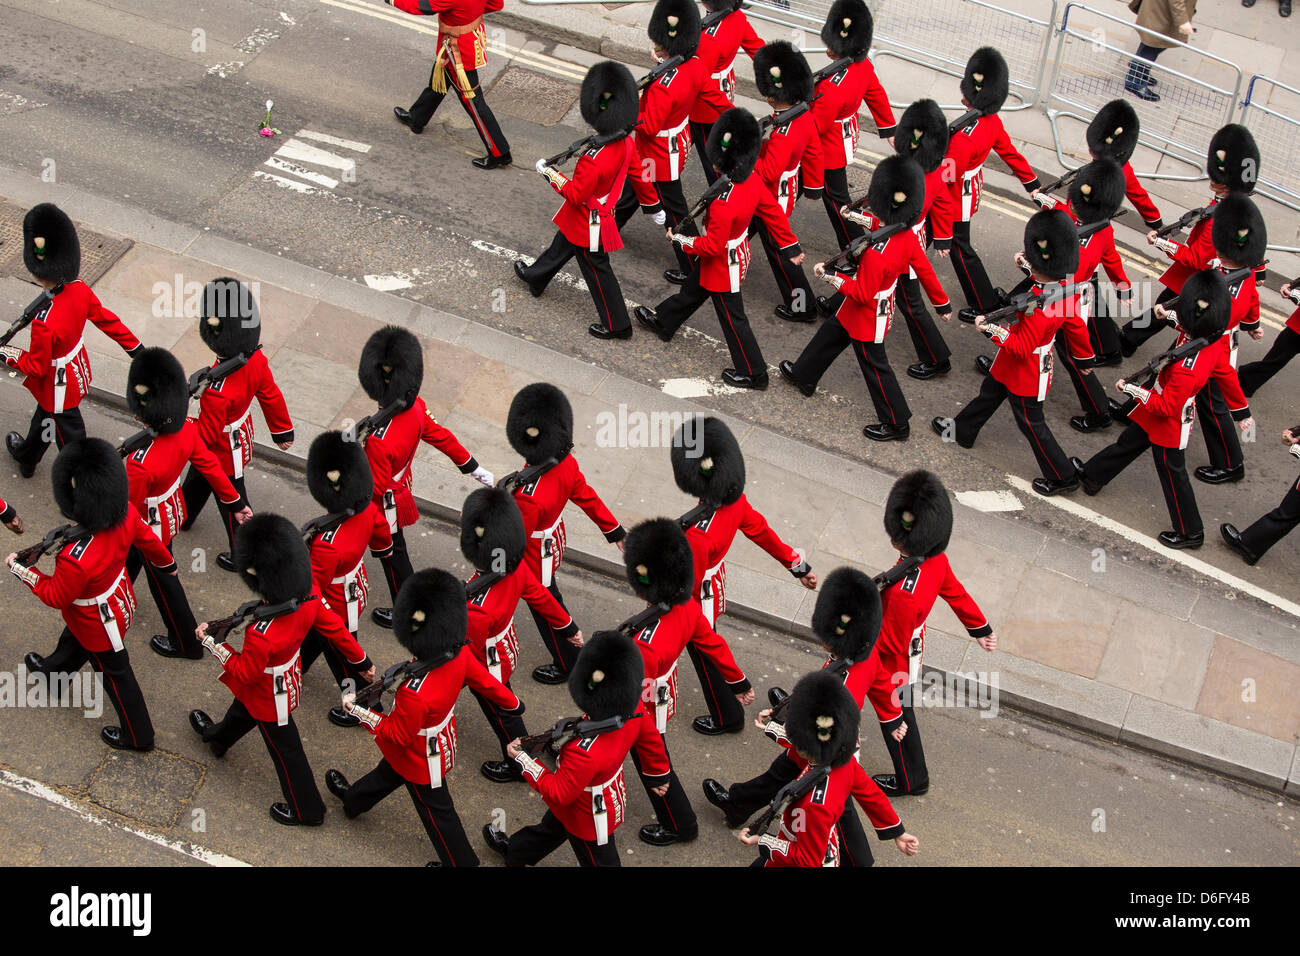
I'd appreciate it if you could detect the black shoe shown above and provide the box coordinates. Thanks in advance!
[1069,412,1111,433]
[270,802,323,827]
[663,269,688,285]
[774,304,814,323]
[393,106,424,134]
[325,768,350,801]
[907,359,951,380]
[692,715,743,736]
[328,707,360,728]
[958,308,979,324]
[1032,474,1079,496]
[930,416,972,449]
[975,354,993,375]
[639,822,698,846]
[863,422,910,442]
[481,759,523,783]
[102,727,152,752]
[721,368,768,390]
[1158,530,1204,550]
[23,652,48,675]
[635,306,673,343]
[425,861,442,867]
[872,773,928,797]
[778,361,815,397]
[1281,0,1291,16]
[482,824,510,859]
[513,260,544,297]
[1125,84,1160,102]
[1073,458,1104,496]
[1194,464,1244,485]
[5,433,34,478]
[815,295,837,315]
[216,552,237,573]
[532,663,568,685]
[371,607,393,629]
[588,323,632,340]
[1220,524,1260,565]
[150,634,202,660]
[702,778,750,829]
[1092,350,1122,368]
[1107,397,1132,422]
[1242,0,1256,6]
[472,152,512,170]
[189,710,227,758]
[767,687,789,709]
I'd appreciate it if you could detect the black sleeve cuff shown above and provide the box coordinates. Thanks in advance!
[935,303,953,316]
[458,456,479,475]
[641,202,664,216]
[932,237,951,252]
[357,655,374,674]
[877,124,897,140]
[790,560,811,578]
[779,242,803,259]
[151,559,178,575]
[1146,218,1164,230]
[727,677,752,695]
[554,620,580,642]
[802,187,824,201]
[369,545,394,559]
[127,344,144,357]
[270,429,294,445]
[502,698,526,717]
[1240,321,1260,333]
[1023,177,1041,193]
[0,504,14,524]
[604,525,627,544]
[876,822,906,841]
[968,623,994,639]
[1230,406,1252,422]
[1116,287,1133,301]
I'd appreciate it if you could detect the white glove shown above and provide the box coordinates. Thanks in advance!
[535,159,549,175]
[651,210,667,227]
[471,465,494,487]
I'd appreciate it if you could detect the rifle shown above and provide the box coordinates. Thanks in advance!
[821,221,910,272]
[758,96,820,136]
[13,522,89,566]
[1039,167,1080,195]
[742,762,832,837]
[617,601,673,637]
[1158,264,1261,314]
[351,398,408,445]
[0,284,62,350]
[351,640,469,709]
[947,108,982,136]
[496,454,564,496]
[1154,205,1213,239]
[810,56,855,86]
[1283,276,1300,305]
[1076,209,1128,241]
[518,713,636,758]
[679,175,733,233]
[187,351,253,400]
[1120,335,1210,394]
[976,281,1081,328]
[201,594,317,645]
[678,501,716,530]
[543,127,638,168]
[637,55,685,91]
[116,426,159,458]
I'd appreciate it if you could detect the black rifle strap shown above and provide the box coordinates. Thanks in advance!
[497,454,564,494]
[116,427,158,458]
[873,556,924,592]
[299,510,355,543]
[618,602,673,636]
[189,349,254,397]
[678,502,717,529]
[464,570,507,602]
[750,763,834,835]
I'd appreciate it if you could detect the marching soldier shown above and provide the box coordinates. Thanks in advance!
[122,348,252,660]
[1238,281,1300,397]
[1076,270,1233,549]
[780,155,951,441]
[933,210,1083,496]
[458,486,580,782]
[690,0,764,182]
[521,62,640,340]
[189,513,375,826]
[669,416,816,734]
[946,48,1042,321]
[811,0,896,250]
[4,203,141,478]
[387,0,512,169]
[635,108,806,389]
[299,431,393,726]
[622,518,754,846]
[358,326,492,628]
[482,630,671,867]
[179,277,293,570]
[0,495,22,535]
[504,382,625,682]
[326,568,523,866]
[10,439,176,751]
[1221,426,1300,565]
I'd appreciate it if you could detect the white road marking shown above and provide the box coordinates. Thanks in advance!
[1005,474,1300,620]
[238,25,283,55]
[253,169,317,193]
[364,272,415,291]
[956,489,1024,512]
[660,377,748,398]
[0,769,251,868]
[0,91,45,112]
[205,61,244,78]
[471,239,587,291]
[296,129,372,153]
[274,138,358,175]
[263,157,339,188]
[279,12,297,26]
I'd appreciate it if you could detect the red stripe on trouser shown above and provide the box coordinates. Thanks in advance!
[1014,397,1066,480]
[453,71,500,156]
[146,560,183,640]
[716,296,755,374]
[579,250,614,330]
[890,726,913,791]
[259,724,304,819]
[1158,448,1188,533]
[1204,392,1232,461]
[858,342,898,425]
[412,787,458,864]
[1064,346,1104,414]
[897,284,938,362]
[91,652,139,747]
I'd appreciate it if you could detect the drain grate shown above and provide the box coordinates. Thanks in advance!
[87,748,205,830]
[490,68,579,127]
[0,198,134,288]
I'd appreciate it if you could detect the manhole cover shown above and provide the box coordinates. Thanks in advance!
[491,68,578,127]
[88,748,204,829]
[0,198,134,288]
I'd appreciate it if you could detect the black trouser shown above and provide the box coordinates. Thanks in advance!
[379,526,415,605]
[654,265,766,378]
[180,467,245,554]
[410,65,509,159]
[526,575,579,673]
[519,230,630,334]
[836,800,875,868]
[690,120,718,183]
[38,628,154,749]
[1239,326,1300,396]
[126,543,197,652]
[471,682,528,759]
[1195,379,1242,470]
[343,757,479,866]
[631,730,697,836]
[615,178,692,274]
[1237,472,1300,559]
[1121,286,1177,352]
[789,317,909,426]
[9,404,85,471]
[751,218,816,316]
[505,809,620,867]
[1055,329,1109,417]
[950,219,1000,313]
[880,706,929,793]
[1088,276,1123,357]
[1084,423,1202,535]
[952,375,1075,482]
[202,698,326,822]
[300,625,368,696]
[895,243,952,364]
[687,641,745,728]
[822,167,864,250]
[1125,42,1163,89]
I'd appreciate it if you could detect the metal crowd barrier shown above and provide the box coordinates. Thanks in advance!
[1042,3,1242,183]
[1239,75,1300,242]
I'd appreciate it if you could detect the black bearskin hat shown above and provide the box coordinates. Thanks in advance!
[671,416,745,507]
[1087,100,1140,165]
[754,41,814,105]
[580,61,639,135]
[786,671,860,769]
[884,469,953,558]
[200,277,261,358]
[394,569,470,662]
[706,109,761,182]
[306,430,374,516]
[506,383,573,466]
[623,518,695,607]
[895,99,949,174]
[648,0,702,59]
[867,155,926,227]
[1210,192,1267,268]
[1068,159,1126,226]
[1206,124,1260,194]
[821,0,873,59]
[811,567,883,661]
[961,46,1009,116]
[1173,270,1230,342]
[235,513,313,604]
[51,438,128,533]
[460,487,526,574]
[22,203,80,283]
[358,326,423,407]
[1023,209,1080,280]
[569,630,644,720]
[126,347,189,435]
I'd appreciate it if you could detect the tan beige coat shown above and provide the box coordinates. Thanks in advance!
[1129,0,1197,49]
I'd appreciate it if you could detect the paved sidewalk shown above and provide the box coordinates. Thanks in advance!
[1,167,1296,795]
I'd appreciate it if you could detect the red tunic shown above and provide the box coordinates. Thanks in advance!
[194,349,293,478]
[922,165,956,251]
[389,0,503,79]
[690,9,765,123]
[365,397,476,532]
[754,109,825,216]
[634,56,709,187]
[987,281,1080,399]
[812,58,897,170]
[4,281,139,414]
[829,230,950,343]
[465,564,575,684]
[676,175,801,294]
[1157,197,1217,294]
[945,113,1039,222]
[126,419,241,547]
[1129,333,1225,449]
[1288,304,1300,336]
[308,505,393,633]
[550,137,637,252]
[1122,162,1163,228]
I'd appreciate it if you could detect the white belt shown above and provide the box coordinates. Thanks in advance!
[839,116,857,167]
[51,336,85,415]
[873,280,899,343]
[419,708,457,788]
[700,557,724,627]
[1226,328,1239,369]
[710,54,737,81]
[530,513,564,588]
[484,621,516,682]
[961,163,984,221]
[658,115,691,180]
[73,567,128,652]
[144,471,184,540]
[726,234,747,293]
[223,404,254,479]
[586,767,625,846]
[331,556,365,632]
[1034,342,1054,402]
[906,623,925,686]
[589,189,613,252]
[265,647,302,727]
[652,660,678,734]
[777,167,799,212]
